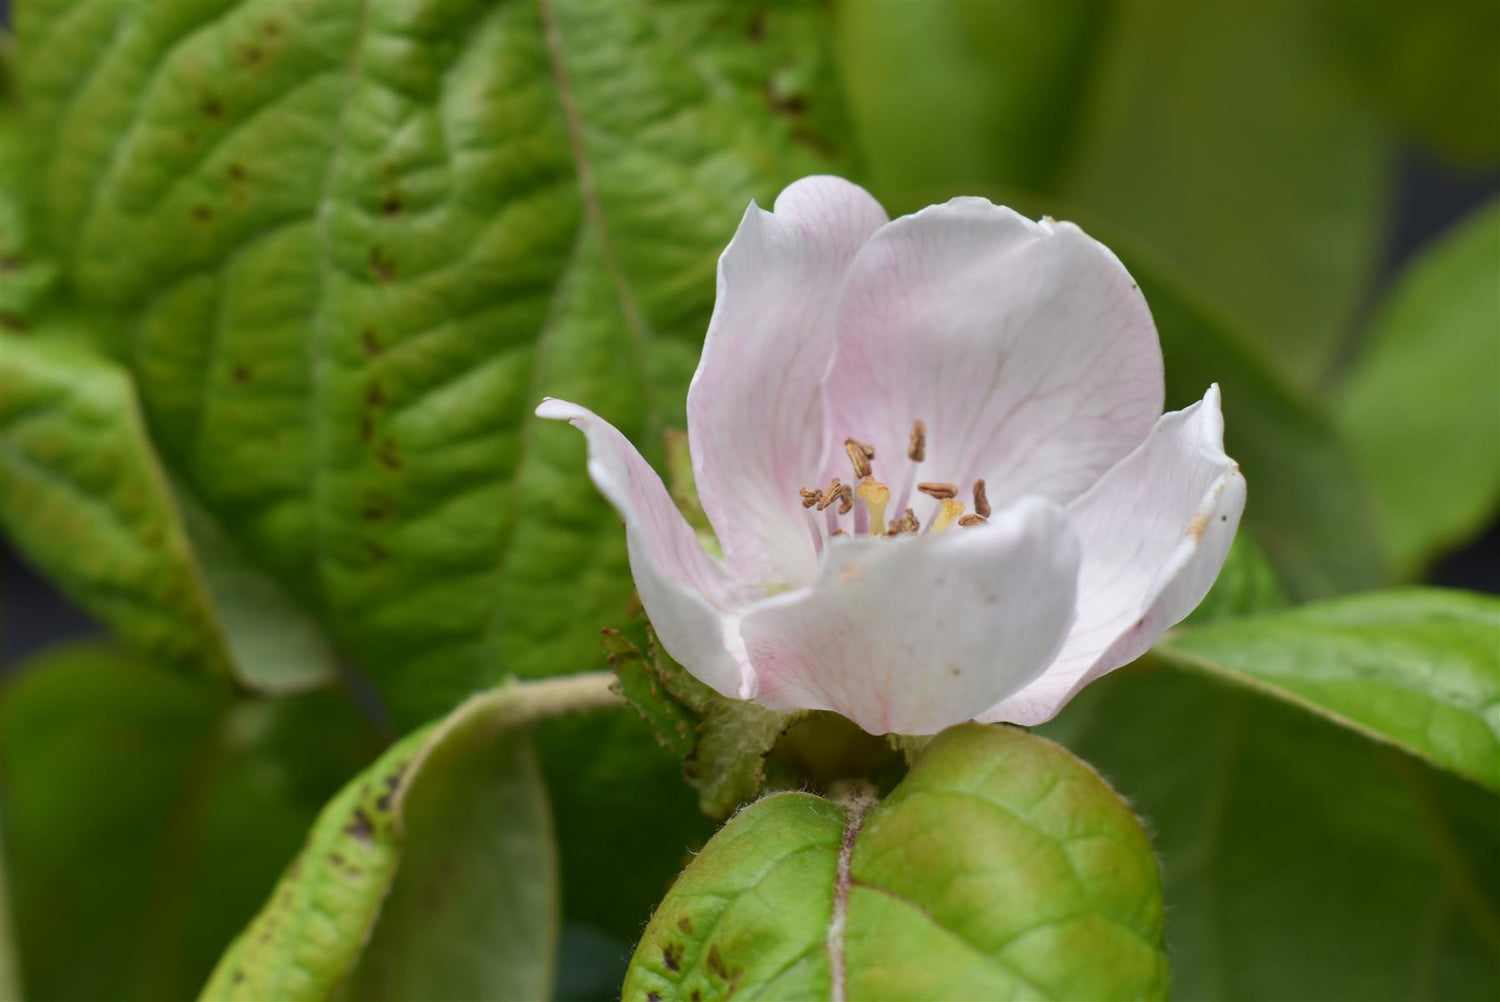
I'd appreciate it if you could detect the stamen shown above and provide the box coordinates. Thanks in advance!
[815,477,843,512]
[908,421,925,461]
[830,528,848,537]
[856,476,890,535]
[838,483,854,514]
[887,508,920,535]
[972,479,990,518]
[917,482,957,500]
[958,514,988,528]
[844,438,875,479]
[799,487,822,509]
[931,498,965,532]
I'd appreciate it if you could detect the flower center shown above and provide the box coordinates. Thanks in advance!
[797,420,991,545]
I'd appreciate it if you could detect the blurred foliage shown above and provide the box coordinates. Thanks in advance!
[1335,201,1500,578]
[0,643,381,1000]
[0,0,1496,999]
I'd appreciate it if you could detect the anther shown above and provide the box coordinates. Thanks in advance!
[838,483,853,514]
[931,498,965,532]
[857,476,890,535]
[908,421,925,462]
[799,487,822,509]
[887,508,920,535]
[815,477,843,511]
[958,514,988,528]
[831,528,848,537]
[972,479,990,518]
[917,482,957,500]
[844,438,875,479]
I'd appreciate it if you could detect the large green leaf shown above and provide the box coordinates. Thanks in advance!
[1334,201,1500,577]
[1041,661,1500,1001]
[0,642,380,1002]
[623,724,1168,1001]
[202,671,618,1001]
[12,0,848,725]
[835,0,1390,382]
[0,331,336,692]
[1159,588,1500,793]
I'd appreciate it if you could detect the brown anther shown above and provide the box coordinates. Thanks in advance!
[799,487,822,509]
[958,514,988,528]
[972,478,990,518]
[838,483,853,514]
[908,420,926,461]
[887,508,920,535]
[844,439,873,478]
[917,481,957,500]
[830,528,848,537]
[815,477,843,511]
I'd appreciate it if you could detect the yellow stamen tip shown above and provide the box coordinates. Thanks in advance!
[856,475,890,536]
[932,498,965,533]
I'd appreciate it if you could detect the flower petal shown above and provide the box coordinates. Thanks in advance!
[824,199,1163,530]
[688,176,889,591]
[737,497,1080,735]
[981,385,1246,725]
[536,399,747,698]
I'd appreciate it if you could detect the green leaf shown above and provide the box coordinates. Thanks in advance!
[835,0,1390,382]
[623,724,1168,1001]
[13,0,849,726]
[0,332,336,692]
[1325,0,1500,167]
[1334,201,1500,577]
[0,822,21,1002]
[1158,588,1500,793]
[1041,661,1500,1001]
[201,672,619,1001]
[0,641,380,1002]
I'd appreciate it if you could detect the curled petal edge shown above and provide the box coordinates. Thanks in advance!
[536,398,750,698]
[981,385,1246,726]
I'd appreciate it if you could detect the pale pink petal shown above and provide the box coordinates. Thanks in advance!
[823,200,1162,532]
[688,176,889,592]
[738,497,1080,735]
[536,399,748,698]
[981,385,1245,725]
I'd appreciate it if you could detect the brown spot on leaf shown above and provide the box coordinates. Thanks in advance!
[746,8,766,42]
[690,991,701,1002]
[381,192,404,216]
[765,81,806,116]
[676,916,693,935]
[201,95,225,119]
[366,541,388,563]
[240,44,265,66]
[262,19,283,37]
[361,327,383,356]
[192,204,213,223]
[646,994,661,1002]
[366,382,385,409]
[231,364,252,384]
[378,439,402,470]
[662,942,683,972]
[0,312,29,332]
[368,246,397,282]
[362,495,392,522]
[0,256,23,273]
[345,808,376,843]
[227,162,247,182]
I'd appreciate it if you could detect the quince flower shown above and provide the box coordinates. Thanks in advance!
[538,177,1244,735]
